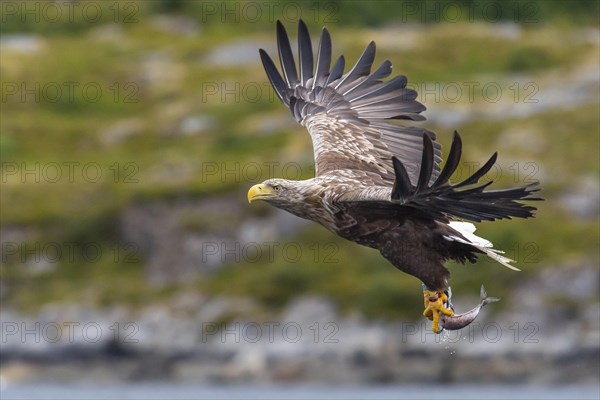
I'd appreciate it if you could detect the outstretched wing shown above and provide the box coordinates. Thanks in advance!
[260,20,442,185]
[342,132,542,223]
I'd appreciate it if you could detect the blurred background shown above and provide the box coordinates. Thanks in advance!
[1,0,599,399]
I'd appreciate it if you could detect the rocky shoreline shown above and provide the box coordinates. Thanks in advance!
[3,344,599,385]
[2,271,599,386]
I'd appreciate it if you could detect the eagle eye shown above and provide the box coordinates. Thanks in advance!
[272,184,282,192]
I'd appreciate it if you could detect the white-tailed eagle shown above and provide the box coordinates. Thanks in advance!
[248,20,540,333]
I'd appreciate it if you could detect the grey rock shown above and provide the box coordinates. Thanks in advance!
[150,15,200,36]
[138,51,185,93]
[241,113,297,136]
[0,226,38,263]
[99,118,143,145]
[558,176,600,219]
[538,264,599,299]
[425,63,600,128]
[0,34,45,54]
[281,296,338,327]
[206,40,272,66]
[178,115,216,136]
[119,196,309,284]
[89,24,125,43]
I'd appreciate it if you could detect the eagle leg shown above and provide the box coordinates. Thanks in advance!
[423,288,454,333]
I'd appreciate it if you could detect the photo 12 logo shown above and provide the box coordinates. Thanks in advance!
[1,321,139,344]
[398,1,539,23]
[201,321,339,344]
[197,1,339,23]
[200,161,309,184]
[1,1,139,24]
[1,82,139,104]
[1,162,140,184]
[401,321,540,344]
[200,241,339,265]
[407,81,539,104]
[1,241,141,265]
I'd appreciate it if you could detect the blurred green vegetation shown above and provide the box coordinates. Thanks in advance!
[1,2,598,319]
[1,0,599,35]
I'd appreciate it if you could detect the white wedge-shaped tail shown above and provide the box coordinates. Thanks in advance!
[445,221,519,271]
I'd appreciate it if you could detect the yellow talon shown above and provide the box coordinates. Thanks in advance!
[423,289,454,333]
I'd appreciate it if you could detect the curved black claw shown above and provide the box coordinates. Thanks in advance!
[445,287,454,313]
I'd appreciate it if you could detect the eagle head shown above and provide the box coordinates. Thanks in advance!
[247,178,323,218]
[247,179,296,205]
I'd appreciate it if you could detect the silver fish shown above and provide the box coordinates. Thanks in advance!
[440,285,500,331]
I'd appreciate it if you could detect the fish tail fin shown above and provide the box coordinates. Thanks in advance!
[480,285,500,306]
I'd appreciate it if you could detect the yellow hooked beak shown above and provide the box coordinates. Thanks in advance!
[247,184,273,203]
